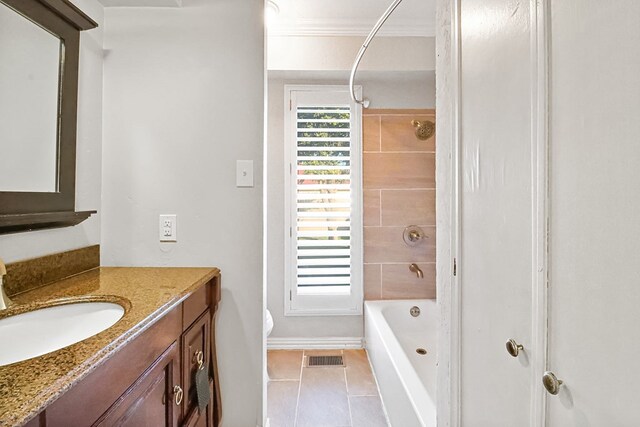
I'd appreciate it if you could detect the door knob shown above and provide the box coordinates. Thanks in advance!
[542,371,563,395]
[505,339,524,357]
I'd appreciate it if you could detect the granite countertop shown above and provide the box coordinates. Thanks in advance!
[0,266,219,427]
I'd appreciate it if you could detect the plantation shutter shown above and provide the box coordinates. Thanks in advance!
[295,106,353,294]
[284,85,362,315]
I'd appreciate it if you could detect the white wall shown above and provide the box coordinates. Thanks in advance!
[269,71,435,110]
[0,0,103,263]
[268,36,435,72]
[266,72,434,340]
[101,1,265,426]
[359,72,435,109]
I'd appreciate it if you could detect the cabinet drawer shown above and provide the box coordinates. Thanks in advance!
[182,284,208,330]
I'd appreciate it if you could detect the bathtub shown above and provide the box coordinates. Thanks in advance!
[365,299,437,427]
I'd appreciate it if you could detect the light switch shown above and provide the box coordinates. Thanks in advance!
[159,214,177,242]
[236,160,254,187]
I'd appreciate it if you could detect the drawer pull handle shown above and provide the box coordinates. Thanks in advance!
[173,385,184,406]
[194,350,204,369]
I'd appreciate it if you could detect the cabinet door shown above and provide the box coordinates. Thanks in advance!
[182,399,208,427]
[94,341,181,427]
[182,310,211,425]
[458,0,535,424]
[546,1,640,424]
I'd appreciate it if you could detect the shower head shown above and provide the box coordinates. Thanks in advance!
[411,120,435,141]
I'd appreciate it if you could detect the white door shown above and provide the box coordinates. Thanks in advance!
[546,1,640,424]
[458,0,535,424]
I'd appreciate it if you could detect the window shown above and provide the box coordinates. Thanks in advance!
[284,85,363,315]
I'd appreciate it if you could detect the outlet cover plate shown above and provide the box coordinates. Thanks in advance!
[159,214,177,242]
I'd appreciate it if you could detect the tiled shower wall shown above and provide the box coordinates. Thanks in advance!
[362,109,436,300]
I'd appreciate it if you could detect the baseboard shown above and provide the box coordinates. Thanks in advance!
[267,336,364,350]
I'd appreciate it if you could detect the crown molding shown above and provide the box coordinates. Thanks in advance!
[269,18,434,38]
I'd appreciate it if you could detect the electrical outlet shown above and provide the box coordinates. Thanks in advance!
[159,214,177,242]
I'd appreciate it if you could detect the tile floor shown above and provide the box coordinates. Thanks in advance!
[267,349,389,427]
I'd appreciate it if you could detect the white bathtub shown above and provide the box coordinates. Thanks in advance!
[365,299,437,427]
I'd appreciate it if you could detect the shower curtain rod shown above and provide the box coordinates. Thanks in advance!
[349,0,405,108]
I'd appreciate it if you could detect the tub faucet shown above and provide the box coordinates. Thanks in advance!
[409,263,424,279]
[0,258,13,310]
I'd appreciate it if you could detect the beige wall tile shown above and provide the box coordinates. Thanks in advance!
[297,367,350,427]
[363,115,381,152]
[381,114,435,152]
[349,396,389,427]
[364,190,381,227]
[344,350,378,396]
[381,189,436,226]
[364,264,382,300]
[364,226,435,263]
[381,263,436,300]
[267,350,303,380]
[361,109,436,303]
[363,153,435,190]
[267,380,299,427]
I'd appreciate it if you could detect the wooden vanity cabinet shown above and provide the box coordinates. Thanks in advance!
[181,311,212,426]
[36,276,221,427]
[94,342,182,427]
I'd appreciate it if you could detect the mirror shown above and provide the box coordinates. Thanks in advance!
[0,0,97,234]
[0,3,62,192]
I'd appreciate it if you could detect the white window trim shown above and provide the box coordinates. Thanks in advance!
[283,84,363,316]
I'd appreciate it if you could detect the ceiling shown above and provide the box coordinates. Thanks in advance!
[269,0,436,37]
[97,0,181,6]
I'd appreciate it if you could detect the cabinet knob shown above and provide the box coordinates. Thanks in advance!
[506,339,524,357]
[173,385,184,406]
[542,371,563,395]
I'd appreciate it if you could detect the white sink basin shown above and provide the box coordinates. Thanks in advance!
[0,301,125,366]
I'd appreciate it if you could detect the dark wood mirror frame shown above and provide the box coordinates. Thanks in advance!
[0,0,97,235]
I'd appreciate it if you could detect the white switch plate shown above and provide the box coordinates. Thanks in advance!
[159,214,177,242]
[236,160,254,187]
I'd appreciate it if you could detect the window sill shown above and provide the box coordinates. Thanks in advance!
[284,306,362,317]
[297,286,351,296]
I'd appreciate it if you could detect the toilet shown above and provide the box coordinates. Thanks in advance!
[265,309,274,382]
[265,309,274,337]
